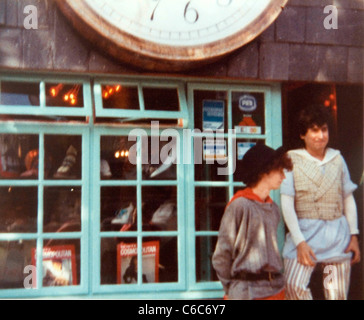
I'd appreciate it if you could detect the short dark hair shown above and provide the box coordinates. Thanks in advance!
[298,104,331,137]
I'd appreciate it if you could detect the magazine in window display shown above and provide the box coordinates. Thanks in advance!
[202,100,225,131]
[31,245,77,287]
[117,241,160,284]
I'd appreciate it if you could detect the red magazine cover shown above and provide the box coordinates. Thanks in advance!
[31,245,77,287]
[117,241,159,284]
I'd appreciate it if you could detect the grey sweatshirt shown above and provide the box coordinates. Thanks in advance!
[212,196,284,299]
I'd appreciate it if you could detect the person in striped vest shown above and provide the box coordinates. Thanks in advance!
[281,104,360,300]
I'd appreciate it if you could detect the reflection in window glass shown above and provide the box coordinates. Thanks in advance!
[195,187,228,231]
[101,237,136,285]
[232,92,265,134]
[142,136,177,180]
[0,134,39,179]
[143,237,178,283]
[0,240,36,288]
[100,187,137,232]
[142,186,177,231]
[43,187,81,233]
[0,187,38,233]
[44,135,82,180]
[194,138,228,182]
[193,90,227,132]
[196,236,218,282]
[41,239,80,286]
[46,83,84,108]
[233,139,262,182]
[100,136,136,180]
[0,81,39,106]
[101,84,139,110]
[143,87,179,111]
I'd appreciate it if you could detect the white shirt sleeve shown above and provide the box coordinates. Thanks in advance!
[281,194,305,246]
[344,193,359,235]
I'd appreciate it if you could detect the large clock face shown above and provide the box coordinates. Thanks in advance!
[56,0,288,71]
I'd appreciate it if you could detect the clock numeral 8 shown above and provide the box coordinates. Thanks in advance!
[184,1,199,24]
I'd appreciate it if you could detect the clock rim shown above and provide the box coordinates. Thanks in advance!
[55,0,289,71]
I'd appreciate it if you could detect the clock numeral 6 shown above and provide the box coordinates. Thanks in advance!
[184,1,199,24]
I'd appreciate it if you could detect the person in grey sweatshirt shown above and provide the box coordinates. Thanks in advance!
[212,144,292,300]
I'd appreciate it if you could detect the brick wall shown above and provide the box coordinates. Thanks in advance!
[0,0,363,83]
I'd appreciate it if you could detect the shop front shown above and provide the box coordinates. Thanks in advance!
[0,0,363,299]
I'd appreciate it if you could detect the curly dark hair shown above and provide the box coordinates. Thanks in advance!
[298,104,331,137]
[245,152,293,188]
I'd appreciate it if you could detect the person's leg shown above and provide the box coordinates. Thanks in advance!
[284,258,315,300]
[322,260,351,300]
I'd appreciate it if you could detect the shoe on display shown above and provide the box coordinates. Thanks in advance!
[112,202,135,225]
[150,201,177,230]
[53,145,77,179]
[20,149,39,178]
[100,159,112,179]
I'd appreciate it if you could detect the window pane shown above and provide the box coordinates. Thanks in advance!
[101,237,137,285]
[194,138,228,182]
[193,90,227,132]
[0,240,36,289]
[101,84,139,110]
[142,136,177,180]
[0,187,38,233]
[0,134,39,179]
[143,87,179,111]
[142,186,177,232]
[44,135,82,180]
[232,92,265,134]
[43,187,81,233]
[195,187,229,231]
[46,83,84,108]
[100,187,137,232]
[233,139,261,182]
[143,237,178,283]
[195,236,218,282]
[0,81,39,106]
[41,239,80,286]
[100,136,136,180]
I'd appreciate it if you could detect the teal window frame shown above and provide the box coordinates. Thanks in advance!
[93,79,189,123]
[0,122,91,298]
[186,82,284,292]
[91,127,187,294]
[0,75,92,117]
[0,73,283,299]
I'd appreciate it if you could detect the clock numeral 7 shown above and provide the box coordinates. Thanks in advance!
[217,0,232,6]
[150,0,162,21]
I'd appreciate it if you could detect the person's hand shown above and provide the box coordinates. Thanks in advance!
[297,241,317,266]
[345,235,361,265]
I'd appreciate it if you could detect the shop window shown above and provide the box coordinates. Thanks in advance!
[44,135,82,180]
[0,76,91,120]
[188,83,281,290]
[0,81,40,107]
[94,80,188,126]
[45,83,84,108]
[96,129,182,292]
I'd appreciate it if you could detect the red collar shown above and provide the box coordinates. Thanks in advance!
[227,188,273,207]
